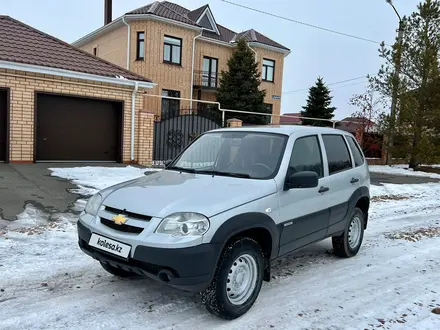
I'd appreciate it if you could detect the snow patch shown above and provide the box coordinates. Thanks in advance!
[369,165,440,179]
[49,166,158,196]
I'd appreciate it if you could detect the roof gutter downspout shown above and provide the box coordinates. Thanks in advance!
[122,16,130,70]
[131,82,139,161]
[247,43,258,63]
[190,30,203,110]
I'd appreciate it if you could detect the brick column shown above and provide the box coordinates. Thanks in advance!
[137,110,155,166]
[227,118,243,128]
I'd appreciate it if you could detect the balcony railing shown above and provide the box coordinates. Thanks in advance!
[193,70,220,89]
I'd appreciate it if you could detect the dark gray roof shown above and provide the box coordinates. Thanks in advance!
[187,5,209,22]
[126,1,289,52]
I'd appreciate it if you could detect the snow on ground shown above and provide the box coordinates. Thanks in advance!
[369,165,440,179]
[1,166,440,329]
[49,166,157,196]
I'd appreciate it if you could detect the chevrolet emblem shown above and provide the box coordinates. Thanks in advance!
[112,214,127,225]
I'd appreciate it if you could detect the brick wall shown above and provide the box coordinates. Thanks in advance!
[227,118,243,127]
[80,24,128,69]
[252,46,285,125]
[0,68,152,163]
[137,110,155,166]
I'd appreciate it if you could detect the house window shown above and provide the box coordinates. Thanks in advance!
[262,59,275,82]
[164,35,182,65]
[202,56,218,87]
[161,89,180,118]
[136,32,145,60]
[93,47,97,56]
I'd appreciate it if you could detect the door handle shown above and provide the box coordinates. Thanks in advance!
[318,186,329,193]
[350,178,359,184]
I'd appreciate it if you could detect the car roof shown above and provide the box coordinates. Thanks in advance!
[209,125,351,136]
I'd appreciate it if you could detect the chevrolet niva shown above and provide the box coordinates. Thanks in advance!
[77,125,370,320]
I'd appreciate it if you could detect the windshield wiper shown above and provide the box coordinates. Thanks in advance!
[166,166,196,173]
[195,170,251,178]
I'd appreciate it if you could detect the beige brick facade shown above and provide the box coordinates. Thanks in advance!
[80,25,128,69]
[79,20,287,123]
[0,68,152,164]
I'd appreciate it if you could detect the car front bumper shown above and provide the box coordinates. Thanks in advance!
[77,220,221,292]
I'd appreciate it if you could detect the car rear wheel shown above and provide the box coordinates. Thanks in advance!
[332,207,365,258]
[201,237,264,320]
[100,262,136,278]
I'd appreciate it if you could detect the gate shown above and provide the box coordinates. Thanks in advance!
[153,105,222,162]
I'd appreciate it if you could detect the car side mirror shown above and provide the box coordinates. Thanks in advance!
[284,171,319,190]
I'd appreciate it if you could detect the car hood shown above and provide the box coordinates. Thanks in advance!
[101,170,277,218]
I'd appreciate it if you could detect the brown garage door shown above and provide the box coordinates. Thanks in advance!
[36,93,122,162]
[0,89,8,162]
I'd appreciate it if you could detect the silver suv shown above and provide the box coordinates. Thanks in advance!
[77,126,370,320]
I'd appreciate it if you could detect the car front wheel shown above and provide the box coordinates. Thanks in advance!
[201,237,264,320]
[332,207,365,257]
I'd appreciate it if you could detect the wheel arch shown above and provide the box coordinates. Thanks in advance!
[210,212,279,281]
[349,186,370,229]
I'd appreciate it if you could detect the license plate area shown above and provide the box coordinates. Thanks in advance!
[88,233,131,259]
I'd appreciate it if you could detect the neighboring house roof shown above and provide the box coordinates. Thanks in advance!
[232,29,289,51]
[280,113,302,125]
[0,15,153,85]
[73,1,289,53]
[336,116,377,133]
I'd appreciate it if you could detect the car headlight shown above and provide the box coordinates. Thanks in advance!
[84,193,103,216]
[155,212,210,237]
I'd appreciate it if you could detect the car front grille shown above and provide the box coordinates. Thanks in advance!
[100,218,144,234]
[104,206,152,222]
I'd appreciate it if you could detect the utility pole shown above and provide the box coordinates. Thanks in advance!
[385,0,403,165]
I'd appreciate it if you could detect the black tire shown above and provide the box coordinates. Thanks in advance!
[201,237,264,320]
[100,262,136,278]
[332,207,365,258]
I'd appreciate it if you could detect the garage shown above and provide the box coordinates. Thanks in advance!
[35,93,123,162]
[0,89,8,162]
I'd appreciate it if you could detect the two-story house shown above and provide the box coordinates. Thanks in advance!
[73,1,290,124]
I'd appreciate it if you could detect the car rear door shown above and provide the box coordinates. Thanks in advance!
[319,134,356,235]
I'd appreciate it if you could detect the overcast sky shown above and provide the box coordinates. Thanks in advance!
[2,0,422,119]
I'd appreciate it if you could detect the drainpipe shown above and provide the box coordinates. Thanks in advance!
[122,16,130,70]
[247,43,258,63]
[190,30,203,110]
[131,82,139,161]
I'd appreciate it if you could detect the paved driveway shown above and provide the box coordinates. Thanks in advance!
[0,163,134,223]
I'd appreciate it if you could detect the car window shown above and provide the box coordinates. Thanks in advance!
[345,136,364,167]
[288,135,323,178]
[171,132,288,179]
[322,134,353,175]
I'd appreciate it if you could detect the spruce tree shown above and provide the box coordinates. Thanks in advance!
[217,38,268,125]
[301,77,336,127]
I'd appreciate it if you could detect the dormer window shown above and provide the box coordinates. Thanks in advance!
[195,6,220,34]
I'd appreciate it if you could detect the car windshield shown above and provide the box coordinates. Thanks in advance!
[168,131,288,179]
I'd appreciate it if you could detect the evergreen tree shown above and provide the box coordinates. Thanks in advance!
[301,77,336,126]
[217,38,268,125]
[372,0,440,169]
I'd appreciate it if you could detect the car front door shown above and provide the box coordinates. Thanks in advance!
[278,134,331,256]
[320,134,356,235]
